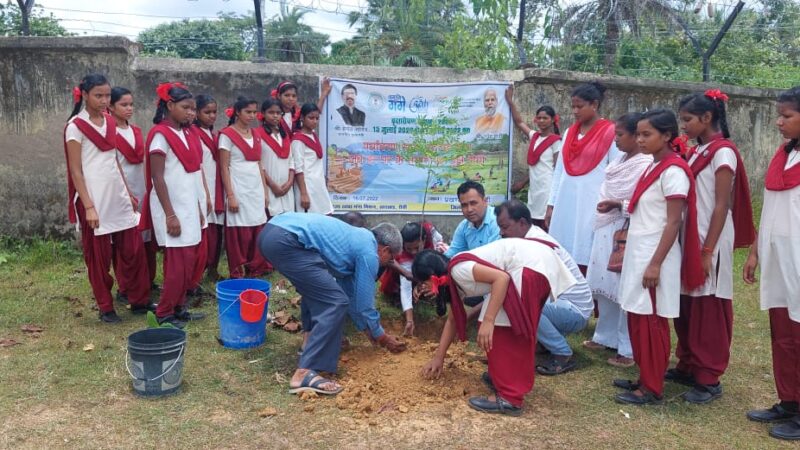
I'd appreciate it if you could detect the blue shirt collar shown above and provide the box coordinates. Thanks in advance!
[468,206,495,231]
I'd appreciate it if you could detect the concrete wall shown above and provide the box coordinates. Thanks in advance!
[0,37,786,238]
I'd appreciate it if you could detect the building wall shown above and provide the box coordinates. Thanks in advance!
[0,37,785,238]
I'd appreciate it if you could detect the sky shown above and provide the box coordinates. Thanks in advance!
[36,0,368,43]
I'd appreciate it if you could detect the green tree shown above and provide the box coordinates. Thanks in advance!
[0,3,70,36]
[137,14,256,60]
[333,0,464,67]
[264,8,329,63]
[554,0,694,72]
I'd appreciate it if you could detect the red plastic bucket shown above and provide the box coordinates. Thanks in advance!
[239,289,268,323]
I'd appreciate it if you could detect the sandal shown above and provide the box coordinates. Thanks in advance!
[582,340,612,351]
[536,357,578,376]
[288,370,343,395]
[607,354,635,368]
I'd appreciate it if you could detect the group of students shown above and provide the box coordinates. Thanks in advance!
[64,73,800,439]
[406,81,800,440]
[64,74,336,328]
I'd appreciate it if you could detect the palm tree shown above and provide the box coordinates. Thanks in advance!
[264,8,330,63]
[555,0,695,72]
[345,0,464,66]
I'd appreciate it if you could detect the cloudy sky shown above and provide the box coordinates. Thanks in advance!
[37,0,366,42]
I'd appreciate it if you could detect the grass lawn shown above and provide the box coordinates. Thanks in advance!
[0,239,795,449]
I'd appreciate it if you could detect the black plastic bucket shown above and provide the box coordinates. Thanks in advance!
[126,328,187,397]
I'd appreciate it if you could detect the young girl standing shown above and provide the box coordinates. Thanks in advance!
[743,86,800,441]
[292,103,333,215]
[613,109,704,405]
[273,78,332,139]
[190,94,225,281]
[673,90,755,404]
[64,74,152,323]
[219,97,272,278]
[147,82,206,327]
[505,87,561,231]
[108,86,159,300]
[256,98,295,217]
[583,113,652,367]
[547,82,621,273]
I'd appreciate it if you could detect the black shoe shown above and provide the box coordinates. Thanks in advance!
[683,383,723,404]
[115,291,129,305]
[157,315,186,329]
[747,403,799,423]
[100,310,122,323]
[664,368,695,386]
[615,390,664,406]
[468,395,523,417]
[613,379,640,391]
[130,302,158,315]
[175,306,206,321]
[481,372,496,393]
[770,417,800,441]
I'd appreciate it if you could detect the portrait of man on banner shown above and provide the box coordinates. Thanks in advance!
[474,88,506,134]
[337,83,366,126]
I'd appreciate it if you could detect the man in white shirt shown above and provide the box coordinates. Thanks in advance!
[495,199,593,375]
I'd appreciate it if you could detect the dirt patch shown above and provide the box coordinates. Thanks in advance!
[331,320,487,423]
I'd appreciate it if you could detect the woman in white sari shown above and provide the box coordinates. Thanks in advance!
[583,113,652,367]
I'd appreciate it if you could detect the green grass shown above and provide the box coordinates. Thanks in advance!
[0,237,796,449]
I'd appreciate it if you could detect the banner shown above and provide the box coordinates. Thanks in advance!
[320,78,512,214]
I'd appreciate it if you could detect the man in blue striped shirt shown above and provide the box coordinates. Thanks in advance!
[259,213,406,395]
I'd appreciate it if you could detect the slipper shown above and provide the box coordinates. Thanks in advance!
[289,370,343,395]
[536,357,578,376]
[582,340,612,351]
[607,354,635,368]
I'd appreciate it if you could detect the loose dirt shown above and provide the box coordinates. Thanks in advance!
[327,319,488,423]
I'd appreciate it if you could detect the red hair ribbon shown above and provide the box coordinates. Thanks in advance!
[429,274,450,295]
[270,89,278,98]
[155,82,173,102]
[256,112,264,122]
[704,89,729,103]
[155,81,189,104]
[672,134,689,157]
[72,86,82,103]
[554,114,560,126]
[224,107,234,118]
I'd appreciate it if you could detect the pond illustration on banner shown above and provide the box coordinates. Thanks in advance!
[320,78,512,214]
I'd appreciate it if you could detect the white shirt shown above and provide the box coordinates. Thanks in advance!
[524,226,594,319]
[450,239,577,327]
[148,127,204,248]
[758,150,800,322]
[262,132,296,216]
[682,145,737,298]
[219,133,267,227]
[198,128,224,225]
[526,130,561,220]
[115,126,147,209]
[292,133,334,215]
[65,110,139,236]
[547,127,622,265]
[619,165,690,317]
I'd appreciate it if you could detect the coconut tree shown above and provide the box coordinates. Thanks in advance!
[555,0,695,72]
